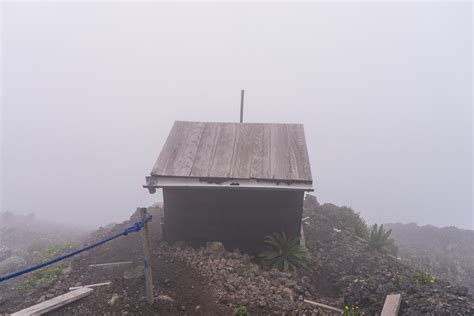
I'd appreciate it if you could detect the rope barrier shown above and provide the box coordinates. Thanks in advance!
[0,215,152,283]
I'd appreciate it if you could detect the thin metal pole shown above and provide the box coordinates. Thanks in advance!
[139,207,154,305]
[240,90,245,123]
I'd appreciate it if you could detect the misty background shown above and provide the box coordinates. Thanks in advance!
[1,2,472,229]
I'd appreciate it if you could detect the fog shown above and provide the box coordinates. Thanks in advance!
[1,2,472,229]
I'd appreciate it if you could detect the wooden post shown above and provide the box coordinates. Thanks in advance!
[139,207,154,305]
[300,224,306,248]
[240,89,245,123]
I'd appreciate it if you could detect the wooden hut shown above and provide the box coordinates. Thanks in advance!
[144,121,313,253]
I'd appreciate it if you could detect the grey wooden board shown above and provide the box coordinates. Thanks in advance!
[170,122,205,177]
[190,123,220,177]
[150,121,312,182]
[162,122,191,176]
[231,123,254,179]
[288,124,312,181]
[209,123,237,178]
[261,124,272,179]
[152,121,188,176]
[270,124,290,180]
[12,287,93,316]
[250,124,264,178]
[381,293,402,316]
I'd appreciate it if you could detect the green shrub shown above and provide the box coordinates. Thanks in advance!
[413,272,436,285]
[322,204,369,239]
[16,242,76,292]
[339,207,369,239]
[17,263,66,292]
[259,232,310,272]
[367,224,396,254]
[233,305,248,316]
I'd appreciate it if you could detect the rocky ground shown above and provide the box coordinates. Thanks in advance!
[1,198,474,315]
[384,222,474,294]
[0,211,89,277]
[171,242,336,315]
[303,196,474,315]
[0,207,229,315]
[0,206,330,315]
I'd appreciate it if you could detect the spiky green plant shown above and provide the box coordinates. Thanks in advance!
[259,232,310,272]
[367,224,395,254]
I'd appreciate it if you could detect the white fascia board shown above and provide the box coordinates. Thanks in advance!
[144,176,313,193]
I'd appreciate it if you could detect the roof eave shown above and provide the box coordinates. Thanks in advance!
[144,175,313,193]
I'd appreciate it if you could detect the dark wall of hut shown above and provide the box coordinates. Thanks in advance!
[162,187,304,254]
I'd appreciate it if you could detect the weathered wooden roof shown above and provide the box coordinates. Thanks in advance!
[149,121,312,184]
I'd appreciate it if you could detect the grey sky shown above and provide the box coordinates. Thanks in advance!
[1,2,472,229]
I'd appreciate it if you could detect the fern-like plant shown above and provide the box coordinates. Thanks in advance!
[259,232,310,272]
[367,224,395,254]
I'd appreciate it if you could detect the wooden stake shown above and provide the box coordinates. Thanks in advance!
[139,207,154,305]
[300,224,306,248]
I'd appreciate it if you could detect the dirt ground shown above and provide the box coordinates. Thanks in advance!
[1,216,231,315]
[6,200,471,315]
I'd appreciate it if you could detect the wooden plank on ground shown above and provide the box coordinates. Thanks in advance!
[69,281,111,291]
[12,287,93,316]
[303,299,343,313]
[381,293,402,316]
[190,122,220,177]
[89,261,132,267]
[231,123,254,179]
[208,123,238,178]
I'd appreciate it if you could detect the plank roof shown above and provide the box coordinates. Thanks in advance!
[150,121,312,184]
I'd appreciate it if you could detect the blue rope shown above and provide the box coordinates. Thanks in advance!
[0,215,152,283]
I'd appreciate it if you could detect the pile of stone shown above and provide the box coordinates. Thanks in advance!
[164,241,337,314]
